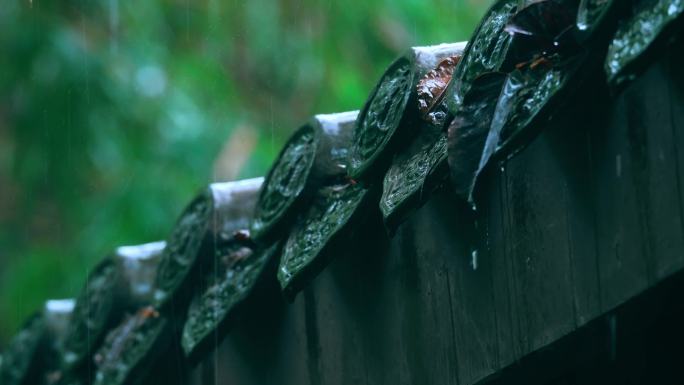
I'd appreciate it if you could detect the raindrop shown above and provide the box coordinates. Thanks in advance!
[615,154,622,178]
[609,314,617,361]
[427,111,447,126]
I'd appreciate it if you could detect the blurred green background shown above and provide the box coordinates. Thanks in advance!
[0,0,492,345]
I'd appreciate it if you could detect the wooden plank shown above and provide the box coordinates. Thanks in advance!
[308,209,463,385]
[541,95,604,328]
[414,193,499,385]
[666,46,684,243]
[302,236,382,385]
[588,47,684,311]
[479,166,524,370]
[411,194,482,385]
[201,51,684,385]
[501,132,577,352]
[207,289,311,385]
[623,57,684,280]
[588,77,652,312]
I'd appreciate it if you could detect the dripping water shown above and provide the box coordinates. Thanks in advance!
[470,219,480,271]
[470,248,479,271]
[608,313,617,361]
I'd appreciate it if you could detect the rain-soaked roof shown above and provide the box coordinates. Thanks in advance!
[2,1,683,384]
